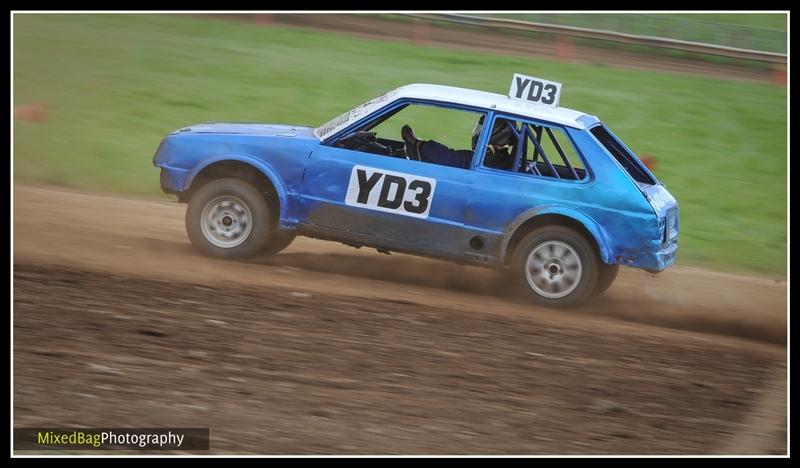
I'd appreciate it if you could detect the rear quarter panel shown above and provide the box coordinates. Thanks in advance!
[470,127,661,266]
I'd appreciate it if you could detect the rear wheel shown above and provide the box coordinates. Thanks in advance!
[186,178,271,259]
[512,226,599,308]
[594,263,620,296]
[262,230,295,255]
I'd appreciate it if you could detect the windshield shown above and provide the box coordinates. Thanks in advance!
[313,89,399,140]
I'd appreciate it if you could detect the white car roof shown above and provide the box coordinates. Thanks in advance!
[314,83,590,140]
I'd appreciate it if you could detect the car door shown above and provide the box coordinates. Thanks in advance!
[299,144,474,260]
[466,114,595,262]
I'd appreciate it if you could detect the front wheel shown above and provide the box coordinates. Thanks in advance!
[185,178,271,260]
[594,263,620,296]
[512,226,599,308]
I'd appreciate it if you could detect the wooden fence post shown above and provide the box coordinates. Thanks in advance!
[255,14,274,26]
[555,34,575,62]
[773,63,787,87]
[412,18,430,46]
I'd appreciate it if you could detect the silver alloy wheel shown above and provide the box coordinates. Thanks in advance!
[199,195,253,248]
[525,240,583,299]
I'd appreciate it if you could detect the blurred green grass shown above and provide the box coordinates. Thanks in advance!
[13,14,787,275]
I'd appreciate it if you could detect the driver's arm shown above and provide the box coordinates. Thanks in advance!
[419,140,473,169]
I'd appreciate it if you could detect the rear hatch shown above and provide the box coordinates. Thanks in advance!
[589,124,678,243]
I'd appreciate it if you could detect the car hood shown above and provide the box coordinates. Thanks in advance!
[174,123,316,138]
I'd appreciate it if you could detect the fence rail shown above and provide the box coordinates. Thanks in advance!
[401,13,787,65]
[472,13,787,54]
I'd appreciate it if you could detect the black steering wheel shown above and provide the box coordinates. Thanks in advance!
[336,131,389,155]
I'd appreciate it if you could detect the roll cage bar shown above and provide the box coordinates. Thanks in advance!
[505,120,581,180]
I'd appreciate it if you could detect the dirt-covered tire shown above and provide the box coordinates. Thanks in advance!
[594,263,620,296]
[512,225,599,308]
[185,178,271,260]
[261,230,296,255]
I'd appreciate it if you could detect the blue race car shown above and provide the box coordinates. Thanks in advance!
[153,74,678,308]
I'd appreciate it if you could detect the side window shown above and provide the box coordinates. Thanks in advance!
[332,102,487,171]
[482,117,588,181]
[371,104,480,152]
[526,126,585,172]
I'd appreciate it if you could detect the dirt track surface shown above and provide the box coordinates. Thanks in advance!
[13,186,787,454]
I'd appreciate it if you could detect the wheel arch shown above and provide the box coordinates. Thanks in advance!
[501,207,613,266]
[183,154,288,223]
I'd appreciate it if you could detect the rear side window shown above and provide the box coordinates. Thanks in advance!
[483,117,588,181]
[590,125,656,185]
[525,125,585,172]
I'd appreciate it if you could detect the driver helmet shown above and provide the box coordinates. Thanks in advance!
[472,116,516,150]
